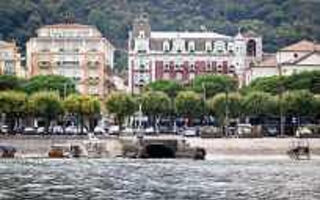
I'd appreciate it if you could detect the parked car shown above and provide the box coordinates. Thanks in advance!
[144,127,155,135]
[296,126,312,138]
[200,126,223,138]
[52,125,64,135]
[122,127,134,136]
[23,127,36,135]
[108,125,120,135]
[65,126,88,135]
[37,127,46,134]
[94,126,106,135]
[183,128,198,137]
[263,125,279,137]
[0,125,9,134]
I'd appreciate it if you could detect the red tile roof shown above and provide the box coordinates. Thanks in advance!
[281,40,320,52]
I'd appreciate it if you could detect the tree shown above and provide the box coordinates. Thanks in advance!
[244,76,283,95]
[241,92,278,117]
[105,92,136,130]
[28,91,63,133]
[0,91,27,132]
[281,90,316,118]
[175,91,203,125]
[141,91,171,130]
[23,75,76,97]
[64,94,101,133]
[206,93,242,125]
[192,75,237,99]
[0,75,25,91]
[145,80,182,98]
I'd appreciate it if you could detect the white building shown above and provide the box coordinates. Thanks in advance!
[27,23,115,97]
[250,40,320,82]
[128,14,263,93]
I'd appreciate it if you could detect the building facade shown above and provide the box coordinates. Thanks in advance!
[250,40,320,81]
[27,23,115,97]
[0,41,25,78]
[128,14,263,93]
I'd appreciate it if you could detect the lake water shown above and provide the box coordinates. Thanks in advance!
[0,158,319,200]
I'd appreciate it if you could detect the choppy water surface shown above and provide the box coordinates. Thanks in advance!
[0,158,320,200]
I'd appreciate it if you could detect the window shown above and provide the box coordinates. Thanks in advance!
[163,41,170,52]
[247,40,257,57]
[205,41,212,52]
[206,62,211,71]
[190,64,195,71]
[139,31,145,38]
[189,41,195,52]
[4,61,15,75]
[165,63,170,71]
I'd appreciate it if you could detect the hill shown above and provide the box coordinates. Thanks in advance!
[1,0,320,71]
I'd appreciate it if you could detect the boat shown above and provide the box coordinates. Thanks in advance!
[287,139,310,160]
[0,145,16,158]
[48,143,88,158]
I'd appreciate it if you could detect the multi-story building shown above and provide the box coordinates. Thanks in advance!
[0,41,25,78]
[128,14,263,93]
[27,23,115,97]
[250,40,320,81]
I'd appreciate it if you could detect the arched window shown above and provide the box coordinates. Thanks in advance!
[163,41,170,52]
[247,40,256,57]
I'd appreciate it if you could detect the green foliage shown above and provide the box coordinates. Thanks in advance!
[141,91,171,117]
[241,91,278,116]
[175,91,203,118]
[244,76,283,95]
[23,75,76,97]
[192,75,237,99]
[245,71,320,95]
[64,94,101,132]
[64,94,100,116]
[146,80,182,98]
[206,92,242,123]
[29,91,63,130]
[105,92,136,128]
[0,90,27,114]
[0,75,25,91]
[281,90,316,117]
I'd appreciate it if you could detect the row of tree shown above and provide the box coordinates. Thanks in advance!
[0,91,100,134]
[104,72,320,130]
[105,89,320,130]
[0,75,76,97]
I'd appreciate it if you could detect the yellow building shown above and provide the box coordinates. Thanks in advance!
[0,41,25,78]
[26,23,115,97]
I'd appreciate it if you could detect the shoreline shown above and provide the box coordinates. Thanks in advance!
[1,135,320,158]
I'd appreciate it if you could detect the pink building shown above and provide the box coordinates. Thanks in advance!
[128,14,263,94]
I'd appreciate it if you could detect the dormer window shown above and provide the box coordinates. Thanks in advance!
[163,41,170,52]
[205,41,212,52]
[139,31,145,38]
[215,41,225,53]
[189,41,195,52]
[174,39,184,52]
